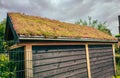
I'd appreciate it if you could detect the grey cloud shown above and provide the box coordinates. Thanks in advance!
[0,0,31,13]
[28,0,89,20]
[0,0,120,35]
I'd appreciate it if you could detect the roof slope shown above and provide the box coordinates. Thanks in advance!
[8,13,116,40]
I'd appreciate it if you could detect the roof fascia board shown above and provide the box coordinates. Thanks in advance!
[19,37,117,43]
[7,15,19,42]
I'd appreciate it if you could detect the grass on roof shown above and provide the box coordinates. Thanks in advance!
[8,13,116,40]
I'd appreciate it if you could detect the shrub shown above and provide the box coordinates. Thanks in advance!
[0,54,16,78]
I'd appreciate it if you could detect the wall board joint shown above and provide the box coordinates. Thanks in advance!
[24,44,33,78]
[85,44,91,78]
[112,44,117,75]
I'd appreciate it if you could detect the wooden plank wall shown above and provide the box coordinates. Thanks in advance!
[89,45,115,78]
[15,42,115,78]
[32,45,88,78]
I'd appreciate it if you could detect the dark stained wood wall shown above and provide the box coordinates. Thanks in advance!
[32,45,88,78]
[31,44,115,78]
[89,45,115,78]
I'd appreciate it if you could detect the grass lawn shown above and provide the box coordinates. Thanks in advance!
[116,64,120,75]
[113,76,120,78]
[116,54,120,57]
[115,53,120,77]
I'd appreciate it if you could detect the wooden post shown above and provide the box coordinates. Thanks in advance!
[112,44,116,75]
[85,44,91,78]
[24,44,33,78]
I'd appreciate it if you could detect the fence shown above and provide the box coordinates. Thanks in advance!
[0,41,25,78]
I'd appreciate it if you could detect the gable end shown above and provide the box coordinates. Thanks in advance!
[4,14,19,41]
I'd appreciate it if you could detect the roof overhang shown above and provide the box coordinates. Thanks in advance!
[19,37,118,43]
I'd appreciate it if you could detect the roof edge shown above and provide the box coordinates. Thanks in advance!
[6,13,19,41]
[19,37,117,43]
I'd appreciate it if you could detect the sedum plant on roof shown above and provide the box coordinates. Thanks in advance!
[8,13,116,40]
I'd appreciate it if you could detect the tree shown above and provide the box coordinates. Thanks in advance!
[75,16,112,35]
[0,19,6,51]
[0,19,6,40]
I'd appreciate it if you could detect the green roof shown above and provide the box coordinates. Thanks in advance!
[7,12,116,41]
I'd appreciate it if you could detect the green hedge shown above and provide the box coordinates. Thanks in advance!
[0,54,16,78]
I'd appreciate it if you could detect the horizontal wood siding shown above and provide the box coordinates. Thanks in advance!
[89,45,114,78]
[32,45,88,78]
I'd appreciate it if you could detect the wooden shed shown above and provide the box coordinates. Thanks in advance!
[5,13,117,78]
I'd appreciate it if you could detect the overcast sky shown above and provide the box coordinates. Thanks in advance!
[0,0,120,35]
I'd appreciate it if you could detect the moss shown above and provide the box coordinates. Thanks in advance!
[8,12,116,40]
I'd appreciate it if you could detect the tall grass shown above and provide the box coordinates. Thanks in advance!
[116,54,120,76]
[116,64,120,76]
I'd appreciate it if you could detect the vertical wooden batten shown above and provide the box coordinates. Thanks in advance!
[24,44,33,78]
[85,44,91,78]
[112,44,116,75]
